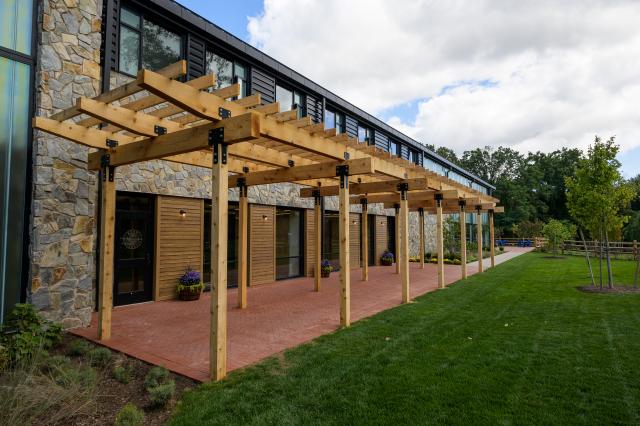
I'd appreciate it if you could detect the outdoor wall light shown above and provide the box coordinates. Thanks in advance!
[179,209,187,217]
[262,214,268,221]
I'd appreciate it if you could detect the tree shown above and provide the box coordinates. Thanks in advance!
[565,136,636,288]
[542,219,575,257]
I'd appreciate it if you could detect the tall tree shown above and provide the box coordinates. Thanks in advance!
[565,136,636,288]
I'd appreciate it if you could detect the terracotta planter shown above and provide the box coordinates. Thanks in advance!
[178,285,202,301]
[321,269,331,278]
[381,258,393,266]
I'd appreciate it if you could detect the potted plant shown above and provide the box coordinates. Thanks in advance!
[320,259,333,278]
[177,268,203,301]
[380,250,394,266]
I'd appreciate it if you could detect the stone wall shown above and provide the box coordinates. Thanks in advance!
[29,0,103,328]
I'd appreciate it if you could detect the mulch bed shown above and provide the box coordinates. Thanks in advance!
[52,334,196,425]
[577,285,640,294]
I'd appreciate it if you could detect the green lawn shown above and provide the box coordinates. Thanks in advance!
[170,253,640,425]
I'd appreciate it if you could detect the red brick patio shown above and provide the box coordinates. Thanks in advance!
[72,248,530,382]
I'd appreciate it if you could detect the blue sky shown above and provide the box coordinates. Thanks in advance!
[175,0,262,41]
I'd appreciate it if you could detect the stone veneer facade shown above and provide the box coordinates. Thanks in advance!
[28,0,437,327]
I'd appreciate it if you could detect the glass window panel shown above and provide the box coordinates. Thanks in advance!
[0,0,32,54]
[206,51,233,89]
[276,85,293,112]
[324,109,335,130]
[0,57,29,320]
[119,26,140,75]
[120,7,140,28]
[389,141,398,156]
[203,202,238,287]
[235,63,246,80]
[275,208,302,279]
[322,211,340,270]
[142,20,181,71]
[336,113,344,134]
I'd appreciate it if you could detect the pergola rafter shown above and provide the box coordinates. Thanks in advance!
[32,60,502,382]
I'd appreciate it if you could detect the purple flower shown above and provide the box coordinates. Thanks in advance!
[180,269,201,285]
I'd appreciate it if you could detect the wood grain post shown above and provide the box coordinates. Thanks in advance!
[98,165,116,340]
[476,207,483,273]
[394,204,400,274]
[436,195,445,289]
[400,184,410,303]
[210,141,228,381]
[338,167,350,327]
[314,191,322,291]
[460,202,467,279]
[419,208,425,270]
[237,182,248,309]
[489,209,495,268]
[361,199,369,281]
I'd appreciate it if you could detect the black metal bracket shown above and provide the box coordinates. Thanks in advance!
[208,127,224,147]
[218,107,231,119]
[237,178,248,197]
[154,125,167,136]
[288,159,295,167]
[343,151,350,160]
[418,207,424,216]
[459,199,467,208]
[106,139,118,149]
[360,198,368,207]
[336,164,349,189]
[108,166,115,182]
[488,209,494,214]
[100,153,110,169]
[394,203,400,214]
[397,182,409,201]
[101,163,115,182]
[242,166,249,174]
[435,193,443,207]
[312,189,321,205]
[476,205,482,212]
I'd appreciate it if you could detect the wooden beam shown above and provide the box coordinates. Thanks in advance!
[253,102,280,115]
[234,94,261,107]
[490,210,495,268]
[460,207,467,279]
[210,142,228,381]
[49,60,187,122]
[400,194,410,303]
[33,116,136,150]
[352,189,458,205]
[314,195,322,292]
[300,178,430,198]
[339,178,350,327]
[87,112,260,170]
[362,201,369,281]
[228,158,375,187]
[437,200,445,289]
[477,209,483,273]
[77,97,183,136]
[237,186,248,309]
[419,208,425,270]
[98,167,116,340]
[395,204,400,274]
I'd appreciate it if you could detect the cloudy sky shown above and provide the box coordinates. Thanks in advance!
[179,0,640,177]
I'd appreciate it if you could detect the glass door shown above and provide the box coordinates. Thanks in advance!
[114,193,154,305]
[275,207,303,279]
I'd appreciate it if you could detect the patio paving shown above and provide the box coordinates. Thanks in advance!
[72,248,531,382]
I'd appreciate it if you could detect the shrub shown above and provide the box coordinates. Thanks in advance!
[148,381,175,407]
[320,259,332,273]
[113,365,131,384]
[145,366,170,389]
[67,339,91,357]
[381,250,394,263]
[88,347,112,368]
[453,259,461,265]
[42,355,72,373]
[54,365,97,388]
[499,246,505,252]
[115,403,145,426]
[0,344,9,372]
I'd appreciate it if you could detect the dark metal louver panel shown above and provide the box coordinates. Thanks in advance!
[305,94,322,123]
[251,66,275,104]
[345,115,357,138]
[374,131,388,151]
[186,34,206,80]
[400,144,410,160]
[103,0,120,71]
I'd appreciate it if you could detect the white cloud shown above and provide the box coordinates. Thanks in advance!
[247,0,640,160]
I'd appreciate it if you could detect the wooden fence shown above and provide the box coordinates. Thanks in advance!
[561,240,638,260]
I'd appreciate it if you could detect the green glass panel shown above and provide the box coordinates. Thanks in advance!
[120,7,140,29]
[0,0,32,54]
[0,57,29,321]
[119,26,140,75]
[142,20,181,71]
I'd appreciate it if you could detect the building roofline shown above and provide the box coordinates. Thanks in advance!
[146,0,495,190]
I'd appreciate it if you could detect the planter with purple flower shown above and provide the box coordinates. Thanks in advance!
[177,268,204,301]
[320,259,333,278]
[380,250,394,266]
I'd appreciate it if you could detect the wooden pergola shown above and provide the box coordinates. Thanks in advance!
[33,61,502,381]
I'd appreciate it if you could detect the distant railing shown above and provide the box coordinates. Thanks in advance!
[561,240,638,260]
[495,238,536,248]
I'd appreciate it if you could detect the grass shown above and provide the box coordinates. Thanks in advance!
[170,252,640,425]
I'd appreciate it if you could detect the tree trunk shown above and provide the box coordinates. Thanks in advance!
[599,225,603,289]
[579,228,595,287]
[633,256,639,288]
[605,228,613,289]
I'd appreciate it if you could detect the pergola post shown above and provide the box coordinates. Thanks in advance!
[394,204,400,274]
[419,208,425,269]
[210,141,229,381]
[237,180,248,309]
[338,166,351,327]
[476,206,483,273]
[314,190,322,291]
[436,194,445,289]
[361,199,369,281]
[98,165,116,340]
[489,209,495,268]
[399,184,410,303]
[459,201,467,279]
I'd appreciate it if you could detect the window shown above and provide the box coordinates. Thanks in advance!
[411,149,420,165]
[276,84,305,117]
[0,0,32,55]
[118,7,182,76]
[205,51,248,98]
[203,202,239,287]
[389,140,399,157]
[357,124,373,144]
[324,108,345,133]
[275,208,303,279]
